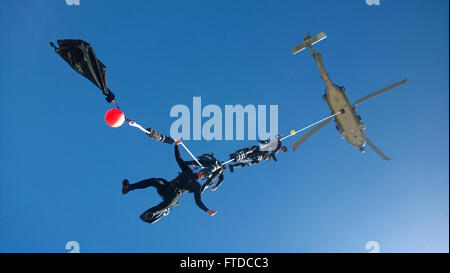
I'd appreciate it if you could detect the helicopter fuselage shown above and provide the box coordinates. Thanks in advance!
[311,48,366,151]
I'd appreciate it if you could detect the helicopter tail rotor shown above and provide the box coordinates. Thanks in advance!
[291,32,327,55]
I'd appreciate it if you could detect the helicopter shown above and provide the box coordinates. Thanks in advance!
[290,32,407,160]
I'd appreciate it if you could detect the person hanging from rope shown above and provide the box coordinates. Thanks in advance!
[228,145,271,173]
[121,139,217,224]
[258,134,288,161]
[185,153,226,192]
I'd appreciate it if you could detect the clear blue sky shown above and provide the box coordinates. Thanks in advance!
[0,0,448,253]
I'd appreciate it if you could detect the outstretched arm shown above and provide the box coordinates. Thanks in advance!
[194,189,209,212]
[174,141,192,174]
[194,187,216,216]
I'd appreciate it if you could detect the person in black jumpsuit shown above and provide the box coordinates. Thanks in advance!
[121,140,217,224]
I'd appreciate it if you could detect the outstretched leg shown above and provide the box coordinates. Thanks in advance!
[122,178,168,194]
[140,196,179,224]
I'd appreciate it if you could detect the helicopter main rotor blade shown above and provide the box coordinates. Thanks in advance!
[353,78,407,106]
[366,137,390,161]
[292,116,332,151]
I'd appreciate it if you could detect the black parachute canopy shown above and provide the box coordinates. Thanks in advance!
[50,39,115,103]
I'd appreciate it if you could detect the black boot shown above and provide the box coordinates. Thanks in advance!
[122,179,131,194]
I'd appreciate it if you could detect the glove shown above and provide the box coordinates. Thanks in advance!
[207,210,217,216]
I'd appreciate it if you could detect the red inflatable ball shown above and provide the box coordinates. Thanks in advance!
[105,108,125,128]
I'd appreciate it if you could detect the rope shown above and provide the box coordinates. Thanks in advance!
[127,120,150,134]
[179,142,204,169]
[221,159,235,165]
[280,110,343,141]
